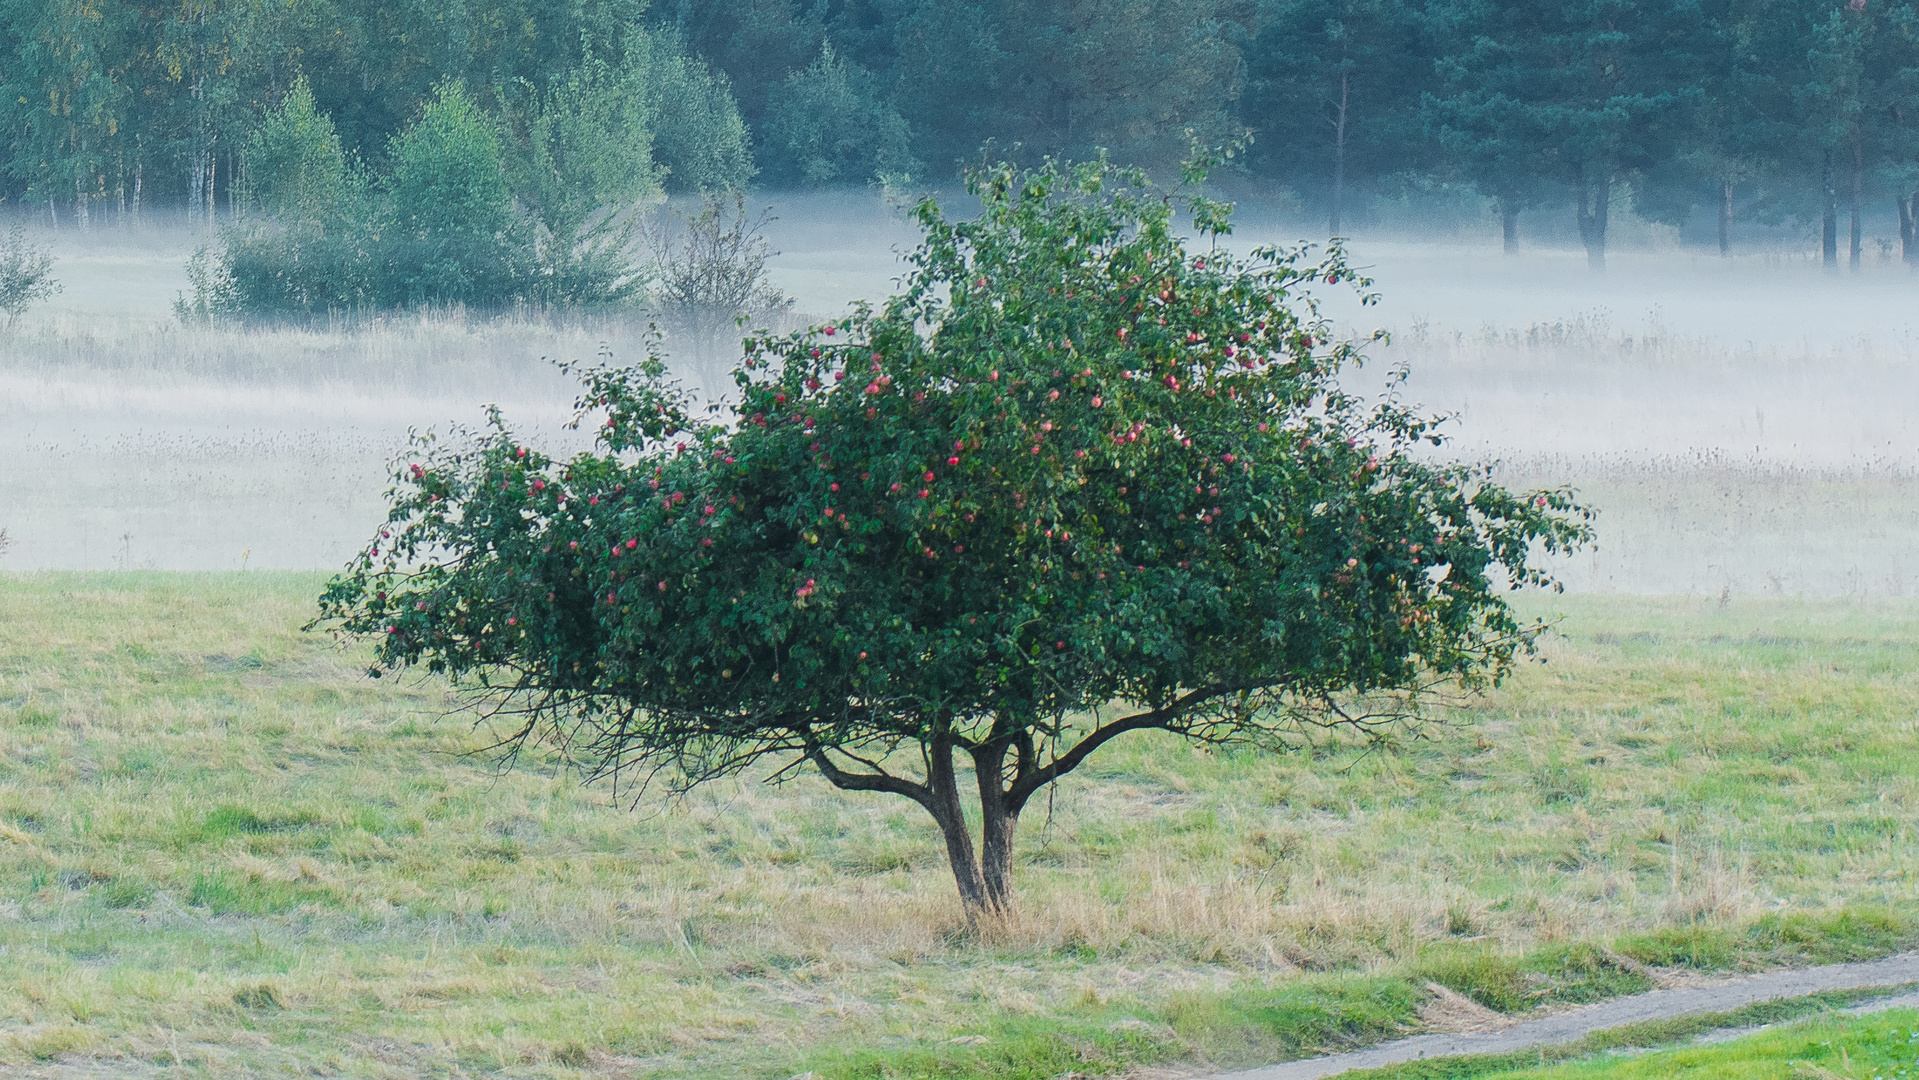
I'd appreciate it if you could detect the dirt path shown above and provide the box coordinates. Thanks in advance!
[1212,952,1919,1080]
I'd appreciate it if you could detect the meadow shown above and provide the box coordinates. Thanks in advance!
[3,574,1918,1077]
[4,215,1919,1078]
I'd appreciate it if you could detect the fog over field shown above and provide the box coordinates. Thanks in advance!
[3,191,1915,595]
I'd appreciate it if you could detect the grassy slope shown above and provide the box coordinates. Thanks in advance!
[1,575,1918,1077]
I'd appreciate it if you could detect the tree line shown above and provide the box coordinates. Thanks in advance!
[7,0,1915,273]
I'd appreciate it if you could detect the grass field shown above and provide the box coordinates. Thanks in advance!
[2,574,1918,1077]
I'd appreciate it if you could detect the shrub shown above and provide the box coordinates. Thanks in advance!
[382,82,532,307]
[762,44,919,186]
[0,223,60,328]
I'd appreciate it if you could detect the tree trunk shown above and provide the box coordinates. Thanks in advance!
[972,738,1027,914]
[1577,175,1609,272]
[1500,199,1518,255]
[132,158,142,224]
[1903,191,1919,271]
[188,149,205,230]
[925,733,988,915]
[1823,149,1839,270]
[1851,136,1864,272]
[75,177,88,232]
[1328,71,1348,237]
[1719,178,1732,257]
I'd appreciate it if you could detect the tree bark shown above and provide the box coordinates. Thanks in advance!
[973,735,1034,914]
[1719,178,1732,257]
[924,732,988,915]
[1329,71,1348,237]
[1823,149,1839,271]
[1500,199,1518,255]
[1577,175,1609,272]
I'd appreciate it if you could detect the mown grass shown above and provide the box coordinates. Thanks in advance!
[2,574,1918,1077]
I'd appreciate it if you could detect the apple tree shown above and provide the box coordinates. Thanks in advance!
[315,155,1592,919]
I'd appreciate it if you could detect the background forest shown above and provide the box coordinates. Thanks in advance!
[8,0,1919,293]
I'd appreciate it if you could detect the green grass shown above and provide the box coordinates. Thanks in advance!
[1350,991,1919,1080]
[3,574,1919,1077]
[1425,1006,1919,1080]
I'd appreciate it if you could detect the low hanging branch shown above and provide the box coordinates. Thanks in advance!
[313,152,1593,920]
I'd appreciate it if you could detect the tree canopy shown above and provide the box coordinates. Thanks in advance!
[314,155,1592,917]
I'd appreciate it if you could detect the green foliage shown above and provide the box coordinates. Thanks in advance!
[505,54,660,309]
[315,153,1590,914]
[634,29,756,193]
[246,76,351,222]
[194,29,750,320]
[383,82,530,307]
[0,224,60,328]
[173,245,240,324]
[762,44,918,185]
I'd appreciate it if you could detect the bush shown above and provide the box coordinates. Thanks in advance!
[0,224,60,328]
[382,82,532,307]
[636,29,756,193]
[762,44,919,185]
[647,189,792,361]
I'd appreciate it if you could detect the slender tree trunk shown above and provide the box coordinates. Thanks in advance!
[1903,190,1919,271]
[132,159,142,224]
[206,151,217,226]
[47,197,57,230]
[1823,149,1839,271]
[188,150,204,231]
[1329,71,1348,237]
[1500,199,1518,255]
[926,733,988,915]
[1851,136,1864,272]
[1899,194,1912,266]
[1719,178,1733,257]
[75,177,88,232]
[1577,175,1609,272]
